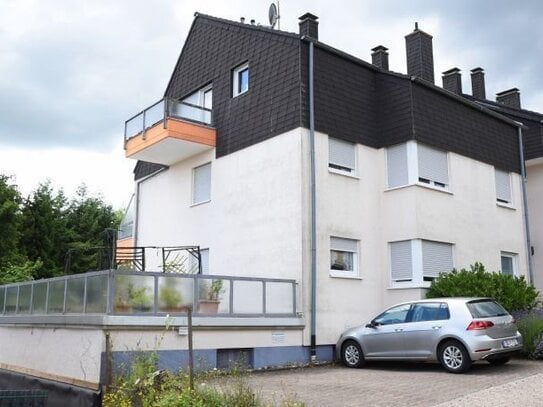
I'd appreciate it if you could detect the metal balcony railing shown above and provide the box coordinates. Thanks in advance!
[64,246,202,275]
[124,98,213,144]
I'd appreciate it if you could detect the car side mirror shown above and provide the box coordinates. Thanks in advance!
[365,320,378,329]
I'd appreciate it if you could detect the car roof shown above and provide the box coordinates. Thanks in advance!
[397,297,494,306]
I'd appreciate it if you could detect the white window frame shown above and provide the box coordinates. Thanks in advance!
[390,239,454,288]
[330,236,360,279]
[328,137,357,176]
[500,252,517,276]
[495,169,512,206]
[232,62,249,97]
[192,162,211,205]
[385,141,450,191]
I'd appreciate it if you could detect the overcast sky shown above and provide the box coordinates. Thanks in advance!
[1,0,542,209]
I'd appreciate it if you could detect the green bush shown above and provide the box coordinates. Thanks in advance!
[516,313,543,359]
[426,262,539,312]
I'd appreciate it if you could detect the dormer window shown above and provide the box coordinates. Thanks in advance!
[233,62,249,97]
[175,85,212,124]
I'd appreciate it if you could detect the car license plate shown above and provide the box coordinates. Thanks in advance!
[502,339,518,348]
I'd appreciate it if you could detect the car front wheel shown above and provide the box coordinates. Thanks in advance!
[438,340,472,373]
[341,340,365,368]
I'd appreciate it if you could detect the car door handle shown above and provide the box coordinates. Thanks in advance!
[432,326,442,330]
[394,328,403,332]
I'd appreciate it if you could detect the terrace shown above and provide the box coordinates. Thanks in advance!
[0,246,301,328]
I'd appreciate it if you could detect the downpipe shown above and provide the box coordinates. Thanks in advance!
[517,124,534,284]
[308,40,317,362]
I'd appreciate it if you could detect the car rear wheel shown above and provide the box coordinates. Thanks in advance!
[438,340,472,373]
[341,340,365,368]
[488,356,510,366]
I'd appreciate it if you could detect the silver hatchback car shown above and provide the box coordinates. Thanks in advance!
[336,297,523,373]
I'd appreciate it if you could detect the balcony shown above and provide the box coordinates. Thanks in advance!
[124,98,216,166]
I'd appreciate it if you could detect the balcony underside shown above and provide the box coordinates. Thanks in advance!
[125,118,216,165]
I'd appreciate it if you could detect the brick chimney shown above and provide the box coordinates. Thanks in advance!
[405,22,434,84]
[470,67,486,100]
[442,68,462,95]
[299,13,318,40]
[496,88,521,109]
[371,46,389,70]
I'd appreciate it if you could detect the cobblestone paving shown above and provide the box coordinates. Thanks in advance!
[247,359,542,406]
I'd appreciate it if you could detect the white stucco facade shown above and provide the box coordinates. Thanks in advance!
[134,127,531,347]
[136,128,305,284]
[310,132,529,344]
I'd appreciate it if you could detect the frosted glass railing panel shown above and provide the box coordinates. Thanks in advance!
[233,280,263,314]
[17,284,32,314]
[144,100,164,128]
[158,276,193,313]
[5,287,18,313]
[265,282,294,314]
[114,275,154,313]
[125,115,144,138]
[66,278,85,313]
[48,280,65,313]
[197,278,229,314]
[32,282,47,314]
[86,275,108,313]
[171,102,211,125]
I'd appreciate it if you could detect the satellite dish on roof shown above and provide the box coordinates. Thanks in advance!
[269,3,278,28]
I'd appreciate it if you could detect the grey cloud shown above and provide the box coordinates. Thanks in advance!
[0,1,185,150]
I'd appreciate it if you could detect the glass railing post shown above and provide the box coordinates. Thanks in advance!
[15,286,20,314]
[163,97,168,129]
[29,283,34,314]
[142,109,147,140]
[83,275,88,314]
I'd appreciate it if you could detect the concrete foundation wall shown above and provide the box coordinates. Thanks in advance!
[0,326,104,388]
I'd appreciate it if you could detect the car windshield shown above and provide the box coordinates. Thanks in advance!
[466,300,509,318]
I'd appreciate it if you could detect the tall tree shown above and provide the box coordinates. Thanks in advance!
[0,175,22,268]
[19,181,68,278]
[65,184,120,273]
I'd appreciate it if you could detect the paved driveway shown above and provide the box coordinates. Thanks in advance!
[247,359,542,406]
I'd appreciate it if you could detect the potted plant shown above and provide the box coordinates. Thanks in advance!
[159,279,187,313]
[160,253,187,273]
[198,279,223,313]
[128,285,152,312]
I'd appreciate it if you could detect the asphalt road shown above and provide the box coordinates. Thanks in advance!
[247,358,543,406]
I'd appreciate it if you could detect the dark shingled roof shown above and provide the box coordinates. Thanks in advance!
[135,12,539,175]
